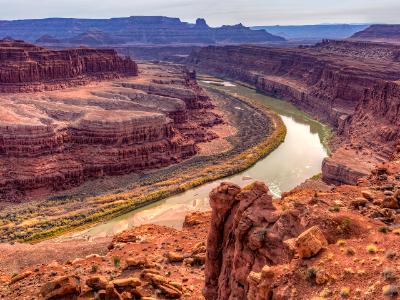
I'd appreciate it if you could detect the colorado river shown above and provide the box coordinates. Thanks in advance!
[66,79,330,239]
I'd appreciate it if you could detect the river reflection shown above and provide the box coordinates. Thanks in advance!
[64,79,330,239]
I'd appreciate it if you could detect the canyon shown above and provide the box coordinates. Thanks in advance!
[0,40,223,199]
[0,16,400,300]
[187,39,400,185]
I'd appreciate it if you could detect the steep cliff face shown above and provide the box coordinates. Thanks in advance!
[0,39,138,92]
[0,62,222,199]
[188,41,400,184]
[204,160,400,299]
[205,182,304,300]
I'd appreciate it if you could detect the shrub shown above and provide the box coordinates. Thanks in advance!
[386,250,396,260]
[340,287,350,298]
[378,227,389,234]
[382,285,399,297]
[383,268,397,281]
[329,205,340,212]
[341,218,352,231]
[112,256,121,268]
[91,264,99,273]
[366,244,377,254]
[346,247,356,256]
[306,267,318,282]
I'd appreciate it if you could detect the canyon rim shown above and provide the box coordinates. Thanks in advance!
[0,5,400,300]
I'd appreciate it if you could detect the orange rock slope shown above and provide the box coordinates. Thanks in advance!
[2,153,400,299]
[204,150,400,299]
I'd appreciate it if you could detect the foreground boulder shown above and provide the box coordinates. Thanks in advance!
[294,226,328,258]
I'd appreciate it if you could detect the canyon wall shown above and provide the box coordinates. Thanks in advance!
[188,40,400,184]
[0,51,222,199]
[0,39,138,93]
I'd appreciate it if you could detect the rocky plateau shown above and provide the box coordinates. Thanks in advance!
[0,40,222,199]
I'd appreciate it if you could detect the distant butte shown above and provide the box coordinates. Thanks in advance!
[0,16,285,46]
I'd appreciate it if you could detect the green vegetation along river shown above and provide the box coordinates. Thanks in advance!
[64,78,330,239]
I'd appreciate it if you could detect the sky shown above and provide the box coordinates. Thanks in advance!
[0,0,399,26]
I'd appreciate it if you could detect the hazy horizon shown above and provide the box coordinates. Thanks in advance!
[0,0,399,27]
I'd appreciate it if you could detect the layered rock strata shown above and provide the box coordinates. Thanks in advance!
[0,39,138,93]
[188,40,400,184]
[0,62,222,199]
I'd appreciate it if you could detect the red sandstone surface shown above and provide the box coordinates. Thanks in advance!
[0,45,222,199]
[188,40,400,185]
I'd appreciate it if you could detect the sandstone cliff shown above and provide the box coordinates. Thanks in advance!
[0,62,222,199]
[188,41,400,184]
[0,39,138,93]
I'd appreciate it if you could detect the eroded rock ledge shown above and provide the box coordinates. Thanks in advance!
[188,40,400,184]
[0,39,138,93]
[0,60,222,199]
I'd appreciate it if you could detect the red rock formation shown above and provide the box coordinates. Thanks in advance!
[204,174,400,299]
[188,41,400,184]
[205,182,304,300]
[0,62,222,199]
[0,39,138,93]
